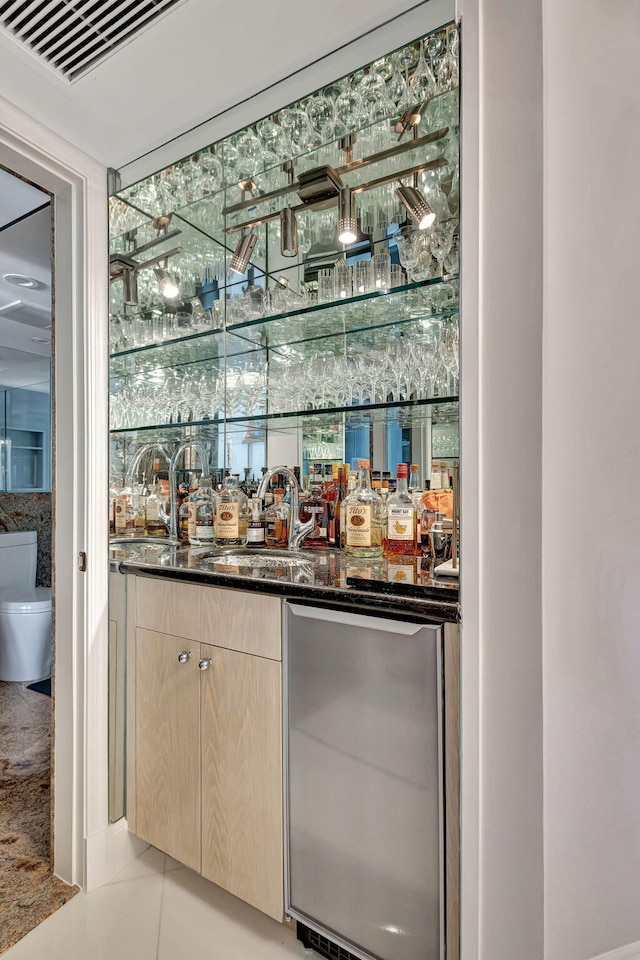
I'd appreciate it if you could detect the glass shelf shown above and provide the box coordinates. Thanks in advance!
[110,395,459,438]
[114,85,459,233]
[109,275,459,376]
[108,20,460,490]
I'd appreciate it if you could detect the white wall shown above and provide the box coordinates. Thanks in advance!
[543,2,640,958]
[475,0,545,957]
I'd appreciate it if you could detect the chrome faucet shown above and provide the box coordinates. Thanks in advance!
[120,442,172,541]
[257,465,316,550]
[168,440,210,542]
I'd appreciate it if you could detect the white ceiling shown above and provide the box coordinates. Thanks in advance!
[0,0,424,169]
[0,167,49,228]
[0,174,52,390]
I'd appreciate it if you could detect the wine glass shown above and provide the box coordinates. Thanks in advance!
[436,26,460,94]
[444,233,460,275]
[386,56,412,111]
[279,108,314,154]
[305,95,337,142]
[410,40,437,103]
[429,222,456,276]
[198,148,223,194]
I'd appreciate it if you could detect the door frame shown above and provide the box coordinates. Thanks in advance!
[0,93,108,889]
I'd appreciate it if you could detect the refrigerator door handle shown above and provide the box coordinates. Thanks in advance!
[286,602,439,636]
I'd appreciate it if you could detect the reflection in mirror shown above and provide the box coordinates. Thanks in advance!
[0,369,51,492]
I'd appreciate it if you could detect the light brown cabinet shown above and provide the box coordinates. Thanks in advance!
[128,577,284,921]
[201,643,282,920]
[134,628,201,872]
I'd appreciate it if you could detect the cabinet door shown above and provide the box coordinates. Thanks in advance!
[135,628,201,872]
[201,643,283,920]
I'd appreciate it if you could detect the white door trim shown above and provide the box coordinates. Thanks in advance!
[0,94,108,889]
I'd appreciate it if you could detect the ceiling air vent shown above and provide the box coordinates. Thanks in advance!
[0,300,51,329]
[0,0,186,82]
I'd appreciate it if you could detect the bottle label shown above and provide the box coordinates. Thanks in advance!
[215,502,239,539]
[114,496,127,532]
[306,505,327,537]
[146,499,159,521]
[247,525,265,544]
[387,561,416,584]
[346,504,372,547]
[387,506,414,541]
[188,502,197,539]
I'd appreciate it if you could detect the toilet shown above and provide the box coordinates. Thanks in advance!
[0,531,52,683]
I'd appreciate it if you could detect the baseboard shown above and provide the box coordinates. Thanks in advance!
[589,941,640,960]
[84,818,148,891]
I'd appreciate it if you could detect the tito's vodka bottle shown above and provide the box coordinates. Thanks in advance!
[342,459,385,558]
[214,474,248,547]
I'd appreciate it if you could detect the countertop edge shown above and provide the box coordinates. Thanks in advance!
[116,559,460,622]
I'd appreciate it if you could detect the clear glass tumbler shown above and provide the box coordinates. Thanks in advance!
[372,252,391,291]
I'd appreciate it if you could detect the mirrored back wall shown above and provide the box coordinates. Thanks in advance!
[116,0,457,187]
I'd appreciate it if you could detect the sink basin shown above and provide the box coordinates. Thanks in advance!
[201,548,318,570]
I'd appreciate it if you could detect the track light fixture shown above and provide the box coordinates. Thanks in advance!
[122,265,138,306]
[395,181,436,230]
[280,206,298,258]
[154,266,181,300]
[337,187,357,245]
[230,231,257,275]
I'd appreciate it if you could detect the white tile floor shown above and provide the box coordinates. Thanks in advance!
[5,847,309,960]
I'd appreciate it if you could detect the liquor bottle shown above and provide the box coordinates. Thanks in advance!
[339,467,356,547]
[300,472,330,548]
[409,463,422,494]
[265,489,289,546]
[145,480,167,537]
[113,480,128,537]
[214,474,249,547]
[430,460,444,489]
[120,482,145,537]
[247,496,266,547]
[188,477,215,545]
[342,459,385,558]
[109,476,123,536]
[178,500,190,541]
[384,463,418,557]
[326,466,347,547]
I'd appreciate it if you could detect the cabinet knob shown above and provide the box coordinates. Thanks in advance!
[177,651,192,664]
[198,658,212,671]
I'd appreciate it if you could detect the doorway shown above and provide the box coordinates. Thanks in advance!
[0,164,78,952]
[0,92,111,903]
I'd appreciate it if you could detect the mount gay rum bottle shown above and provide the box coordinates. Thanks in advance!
[384,463,418,557]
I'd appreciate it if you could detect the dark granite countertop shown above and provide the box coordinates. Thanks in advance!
[110,541,459,622]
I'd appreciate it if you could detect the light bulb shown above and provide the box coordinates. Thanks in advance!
[154,267,180,300]
[337,187,358,245]
[395,182,436,231]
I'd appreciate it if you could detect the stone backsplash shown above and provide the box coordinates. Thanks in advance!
[0,494,52,587]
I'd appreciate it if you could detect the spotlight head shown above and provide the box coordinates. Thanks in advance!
[229,232,257,275]
[280,206,298,258]
[154,266,180,300]
[395,182,436,230]
[337,187,357,245]
[122,265,138,306]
